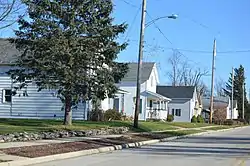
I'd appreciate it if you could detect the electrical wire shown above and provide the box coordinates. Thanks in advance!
[123,6,141,42]
[116,0,139,8]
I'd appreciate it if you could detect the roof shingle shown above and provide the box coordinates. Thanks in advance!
[120,62,155,83]
[0,38,20,64]
[156,86,195,99]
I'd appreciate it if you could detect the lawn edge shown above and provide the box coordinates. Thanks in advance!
[0,125,247,166]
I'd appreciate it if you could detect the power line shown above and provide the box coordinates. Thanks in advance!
[116,0,139,8]
[123,37,250,54]
[146,11,173,45]
[123,6,141,42]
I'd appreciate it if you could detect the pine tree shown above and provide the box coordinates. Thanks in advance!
[7,0,128,125]
[223,65,248,119]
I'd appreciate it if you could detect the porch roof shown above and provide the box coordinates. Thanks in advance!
[141,90,171,101]
[117,89,130,94]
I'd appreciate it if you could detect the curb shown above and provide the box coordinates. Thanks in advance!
[0,125,247,166]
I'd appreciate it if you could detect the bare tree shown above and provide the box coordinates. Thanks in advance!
[166,49,183,86]
[0,0,24,30]
[215,77,226,96]
[166,50,209,94]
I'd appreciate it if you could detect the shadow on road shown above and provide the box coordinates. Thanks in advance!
[129,135,250,158]
[172,135,250,144]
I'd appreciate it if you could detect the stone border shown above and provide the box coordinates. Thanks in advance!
[0,125,247,166]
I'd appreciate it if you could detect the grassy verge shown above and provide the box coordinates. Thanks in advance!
[157,130,206,136]
[169,122,214,128]
[0,119,180,134]
[205,125,240,131]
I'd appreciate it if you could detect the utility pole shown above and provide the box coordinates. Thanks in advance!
[242,82,245,119]
[209,39,216,124]
[134,0,147,128]
[231,67,234,120]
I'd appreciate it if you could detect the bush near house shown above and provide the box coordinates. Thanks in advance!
[197,115,205,123]
[88,109,104,121]
[104,109,122,121]
[213,108,227,125]
[191,115,197,123]
[166,114,174,122]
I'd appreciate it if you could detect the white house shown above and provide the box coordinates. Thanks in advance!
[156,86,201,122]
[0,38,171,121]
[101,62,171,121]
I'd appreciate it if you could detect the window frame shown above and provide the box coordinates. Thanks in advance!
[2,89,12,104]
[175,109,181,116]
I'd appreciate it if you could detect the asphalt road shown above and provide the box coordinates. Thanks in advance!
[33,126,250,166]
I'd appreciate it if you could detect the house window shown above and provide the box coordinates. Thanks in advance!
[147,100,153,108]
[175,109,181,116]
[172,109,175,116]
[2,89,12,103]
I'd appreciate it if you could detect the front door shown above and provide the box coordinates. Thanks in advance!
[113,98,119,112]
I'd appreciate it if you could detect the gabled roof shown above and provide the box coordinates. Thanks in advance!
[0,38,20,64]
[202,96,237,110]
[120,62,155,83]
[156,86,196,99]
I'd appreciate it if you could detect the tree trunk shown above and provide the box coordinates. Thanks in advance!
[63,95,72,125]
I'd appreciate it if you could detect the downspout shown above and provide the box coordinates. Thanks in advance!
[144,81,147,121]
[10,78,13,116]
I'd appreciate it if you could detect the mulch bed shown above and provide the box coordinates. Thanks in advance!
[1,135,151,158]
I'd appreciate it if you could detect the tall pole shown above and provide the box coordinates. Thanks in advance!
[134,0,147,128]
[231,67,234,120]
[209,39,216,124]
[242,82,245,119]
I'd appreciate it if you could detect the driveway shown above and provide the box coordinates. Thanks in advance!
[32,126,250,166]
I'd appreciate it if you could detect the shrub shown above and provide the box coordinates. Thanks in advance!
[104,109,122,121]
[197,115,205,123]
[88,109,104,121]
[166,114,174,122]
[237,119,248,125]
[223,119,234,125]
[121,115,133,121]
[191,115,197,123]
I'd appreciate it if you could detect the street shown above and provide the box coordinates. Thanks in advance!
[32,126,250,166]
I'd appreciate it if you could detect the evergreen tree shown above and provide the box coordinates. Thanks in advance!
[223,65,248,119]
[7,0,128,125]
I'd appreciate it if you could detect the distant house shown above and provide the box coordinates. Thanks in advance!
[102,62,171,121]
[202,96,238,121]
[156,86,201,122]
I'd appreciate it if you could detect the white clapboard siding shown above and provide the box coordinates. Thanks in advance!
[0,73,88,120]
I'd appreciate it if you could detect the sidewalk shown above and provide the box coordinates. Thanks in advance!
[0,126,226,163]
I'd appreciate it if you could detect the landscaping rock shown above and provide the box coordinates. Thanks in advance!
[0,127,129,143]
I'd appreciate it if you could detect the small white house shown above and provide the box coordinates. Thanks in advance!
[156,86,201,122]
[101,62,171,121]
[202,96,238,120]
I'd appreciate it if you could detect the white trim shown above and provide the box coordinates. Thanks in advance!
[141,90,171,101]
[2,89,12,104]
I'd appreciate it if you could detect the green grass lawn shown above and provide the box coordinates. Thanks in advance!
[205,125,239,131]
[0,118,230,135]
[169,122,214,128]
[160,130,206,136]
[0,119,180,134]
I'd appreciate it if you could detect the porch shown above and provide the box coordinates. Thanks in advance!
[141,90,171,120]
